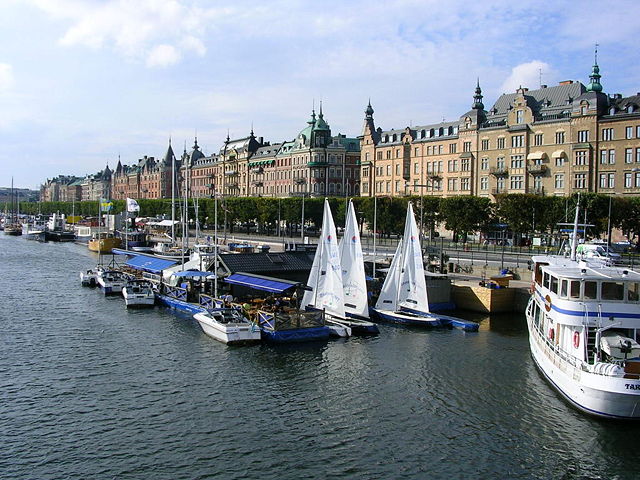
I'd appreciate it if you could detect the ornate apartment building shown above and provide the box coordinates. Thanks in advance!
[111,144,177,201]
[183,106,361,199]
[360,62,640,198]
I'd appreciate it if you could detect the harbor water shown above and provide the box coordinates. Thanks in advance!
[1,235,639,479]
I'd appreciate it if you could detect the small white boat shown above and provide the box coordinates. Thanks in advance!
[122,279,155,308]
[193,308,261,345]
[96,269,129,295]
[80,269,98,287]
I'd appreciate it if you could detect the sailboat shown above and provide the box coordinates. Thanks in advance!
[301,199,351,337]
[331,200,379,335]
[4,178,22,236]
[371,203,478,330]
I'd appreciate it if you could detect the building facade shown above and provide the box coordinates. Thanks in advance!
[360,62,640,199]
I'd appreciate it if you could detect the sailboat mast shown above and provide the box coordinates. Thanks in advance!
[570,194,580,262]
[171,152,176,244]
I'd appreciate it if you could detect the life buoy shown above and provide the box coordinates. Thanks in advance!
[544,295,552,312]
[573,331,580,349]
[548,327,554,341]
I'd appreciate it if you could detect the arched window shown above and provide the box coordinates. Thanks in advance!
[438,127,444,136]
[392,134,397,142]
[430,128,434,137]
[421,129,426,138]
[447,126,453,135]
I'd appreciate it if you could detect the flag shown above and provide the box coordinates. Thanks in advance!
[100,198,113,212]
[126,197,140,213]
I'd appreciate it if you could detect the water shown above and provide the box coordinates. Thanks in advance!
[1,235,639,480]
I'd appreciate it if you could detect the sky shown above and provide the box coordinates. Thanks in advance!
[0,0,638,189]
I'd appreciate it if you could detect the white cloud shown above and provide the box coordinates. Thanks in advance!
[146,44,181,68]
[499,61,552,94]
[28,0,218,67]
[0,63,14,90]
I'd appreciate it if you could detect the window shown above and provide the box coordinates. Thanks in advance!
[511,135,524,148]
[461,159,470,171]
[625,173,632,188]
[609,149,616,164]
[376,151,382,160]
[461,177,470,190]
[510,155,524,168]
[510,175,524,190]
[608,173,615,188]
[637,172,640,188]
[599,173,607,189]
[386,181,390,193]
[414,162,419,174]
[463,141,472,152]
[414,147,419,156]
[449,143,457,154]
[395,149,400,158]
[448,160,458,172]
[578,130,589,142]
[626,148,633,163]
[561,279,568,297]
[534,133,543,146]
[480,177,488,190]
[555,174,564,189]
[637,148,640,163]
[602,128,614,141]
[584,281,597,300]
[555,131,565,144]
[386,150,391,160]
[575,151,587,165]
[481,139,489,150]
[497,177,505,191]
[448,178,458,191]
[496,157,505,169]
[516,110,524,124]
[626,126,634,139]
[395,163,400,175]
[395,180,401,192]
[570,281,580,299]
[481,157,489,170]
[574,173,587,189]
[629,283,640,301]
[386,165,391,176]
[555,156,565,167]
[637,126,640,138]
[497,137,505,149]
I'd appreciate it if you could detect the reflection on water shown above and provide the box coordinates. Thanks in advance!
[1,235,640,480]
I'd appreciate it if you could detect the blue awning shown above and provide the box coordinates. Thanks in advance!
[126,255,177,273]
[224,273,300,293]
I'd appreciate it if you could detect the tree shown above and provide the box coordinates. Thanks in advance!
[440,196,492,241]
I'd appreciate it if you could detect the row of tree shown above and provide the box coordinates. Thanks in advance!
[5,193,640,244]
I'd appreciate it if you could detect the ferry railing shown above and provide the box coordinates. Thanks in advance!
[162,284,187,302]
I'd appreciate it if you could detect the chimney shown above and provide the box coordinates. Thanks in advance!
[540,84,547,89]
[258,136,264,144]
[559,80,573,85]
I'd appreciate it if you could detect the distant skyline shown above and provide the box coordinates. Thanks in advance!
[1,0,638,189]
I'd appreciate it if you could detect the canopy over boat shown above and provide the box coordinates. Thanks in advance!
[224,272,302,294]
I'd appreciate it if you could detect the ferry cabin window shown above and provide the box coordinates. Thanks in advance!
[543,272,550,290]
[550,276,559,294]
[570,281,580,299]
[560,279,568,297]
[584,281,597,300]
[628,283,640,302]
[601,281,624,301]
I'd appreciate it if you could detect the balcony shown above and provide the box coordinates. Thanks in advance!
[225,170,238,176]
[308,161,329,167]
[491,188,505,195]
[252,181,264,187]
[293,177,306,185]
[251,167,264,174]
[489,167,509,177]
[427,172,442,180]
[227,182,238,188]
[528,164,547,175]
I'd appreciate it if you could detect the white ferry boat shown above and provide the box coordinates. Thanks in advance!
[527,205,640,419]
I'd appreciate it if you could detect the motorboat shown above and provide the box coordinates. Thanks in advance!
[193,308,261,345]
[88,232,122,253]
[80,268,98,287]
[96,269,130,295]
[122,279,155,308]
[526,196,640,419]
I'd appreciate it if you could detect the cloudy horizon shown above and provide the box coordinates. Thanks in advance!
[1,0,638,189]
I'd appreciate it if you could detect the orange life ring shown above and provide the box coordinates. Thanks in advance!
[544,295,552,312]
[573,331,580,349]
[548,327,554,341]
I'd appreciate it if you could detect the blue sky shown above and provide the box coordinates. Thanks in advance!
[1,0,638,189]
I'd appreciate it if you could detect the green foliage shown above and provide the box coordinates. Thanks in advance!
[440,196,492,236]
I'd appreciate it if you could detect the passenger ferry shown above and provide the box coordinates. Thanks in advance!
[527,206,640,418]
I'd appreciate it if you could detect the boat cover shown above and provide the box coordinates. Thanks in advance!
[125,255,177,273]
[224,273,299,293]
[172,271,216,279]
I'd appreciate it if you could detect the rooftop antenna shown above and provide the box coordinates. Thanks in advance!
[595,42,599,64]
[539,68,543,88]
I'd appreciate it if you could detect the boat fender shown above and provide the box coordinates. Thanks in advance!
[548,327,554,341]
[544,295,552,312]
[573,331,580,349]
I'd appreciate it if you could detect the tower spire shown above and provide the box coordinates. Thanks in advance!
[472,79,484,110]
[586,43,603,93]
